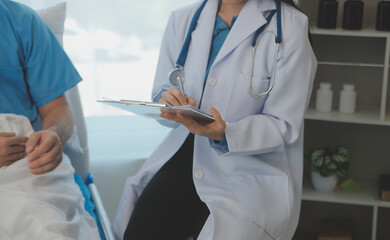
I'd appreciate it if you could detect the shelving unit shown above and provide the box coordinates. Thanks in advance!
[297,1,390,239]
[302,179,390,239]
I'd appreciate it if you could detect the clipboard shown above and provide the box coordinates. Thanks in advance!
[97,99,215,124]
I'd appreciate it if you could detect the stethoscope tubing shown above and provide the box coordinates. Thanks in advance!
[248,42,280,98]
[169,0,282,99]
[176,0,208,68]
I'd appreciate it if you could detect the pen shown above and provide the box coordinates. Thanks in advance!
[176,75,187,104]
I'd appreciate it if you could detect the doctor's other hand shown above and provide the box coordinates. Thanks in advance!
[25,130,62,175]
[161,106,226,141]
[160,87,195,106]
[0,132,28,168]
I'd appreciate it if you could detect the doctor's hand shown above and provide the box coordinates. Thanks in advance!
[159,87,226,141]
[159,87,194,106]
[161,106,226,142]
[0,132,28,168]
[25,130,62,175]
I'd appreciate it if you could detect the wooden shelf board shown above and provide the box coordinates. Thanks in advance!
[304,108,389,126]
[310,26,390,38]
[317,61,385,68]
[302,181,390,208]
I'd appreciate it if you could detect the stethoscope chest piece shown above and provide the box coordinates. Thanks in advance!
[168,66,185,86]
[168,65,186,97]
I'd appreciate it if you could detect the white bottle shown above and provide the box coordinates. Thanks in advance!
[339,84,357,114]
[316,82,333,112]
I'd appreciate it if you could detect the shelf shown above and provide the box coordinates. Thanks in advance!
[310,26,390,38]
[317,61,385,68]
[304,107,390,126]
[302,2,390,238]
[302,181,390,208]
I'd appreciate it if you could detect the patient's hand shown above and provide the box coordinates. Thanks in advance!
[25,130,62,175]
[0,132,28,168]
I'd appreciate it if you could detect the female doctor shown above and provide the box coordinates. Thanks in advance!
[113,0,317,239]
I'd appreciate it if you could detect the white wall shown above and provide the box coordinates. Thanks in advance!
[91,158,145,221]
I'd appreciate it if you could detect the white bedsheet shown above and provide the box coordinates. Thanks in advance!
[0,114,99,240]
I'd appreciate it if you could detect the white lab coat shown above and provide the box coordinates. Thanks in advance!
[113,0,317,239]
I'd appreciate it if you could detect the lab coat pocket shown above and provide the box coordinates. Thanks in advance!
[226,174,291,239]
[226,73,270,121]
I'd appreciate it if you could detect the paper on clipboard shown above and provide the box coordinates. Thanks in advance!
[97,98,215,124]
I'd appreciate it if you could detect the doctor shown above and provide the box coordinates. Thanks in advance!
[113,0,317,239]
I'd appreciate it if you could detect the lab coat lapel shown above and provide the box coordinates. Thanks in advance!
[187,0,218,105]
[212,0,275,66]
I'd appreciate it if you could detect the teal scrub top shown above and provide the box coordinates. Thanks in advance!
[204,14,237,153]
[0,0,82,126]
[204,14,238,84]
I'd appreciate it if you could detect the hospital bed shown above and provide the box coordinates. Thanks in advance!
[35,2,116,239]
[65,87,116,240]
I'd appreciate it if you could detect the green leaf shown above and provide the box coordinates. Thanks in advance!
[309,146,350,178]
[333,146,350,163]
[340,178,364,192]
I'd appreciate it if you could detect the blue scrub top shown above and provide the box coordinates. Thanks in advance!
[0,0,82,125]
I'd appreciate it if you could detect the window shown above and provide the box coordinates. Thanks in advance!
[16,0,195,161]
[63,0,195,117]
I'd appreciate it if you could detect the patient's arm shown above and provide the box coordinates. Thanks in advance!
[26,94,74,175]
[0,133,28,168]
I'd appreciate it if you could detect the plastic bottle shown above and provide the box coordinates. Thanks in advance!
[317,0,338,29]
[376,0,390,31]
[316,82,333,112]
[343,0,364,30]
[339,84,357,114]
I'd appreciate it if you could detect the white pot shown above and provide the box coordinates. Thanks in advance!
[311,171,338,193]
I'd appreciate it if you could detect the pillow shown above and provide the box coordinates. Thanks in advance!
[35,2,66,45]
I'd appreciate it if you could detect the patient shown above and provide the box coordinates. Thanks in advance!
[0,0,78,175]
[0,0,99,239]
[0,114,99,239]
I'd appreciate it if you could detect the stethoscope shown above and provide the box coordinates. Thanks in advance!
[168,0,282,99]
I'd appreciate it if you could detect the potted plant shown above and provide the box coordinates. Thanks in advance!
[309,146,350,192]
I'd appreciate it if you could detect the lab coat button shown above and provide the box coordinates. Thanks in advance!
[194,170,204,179]
[208,77,217,86]
[205,199,214,203]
